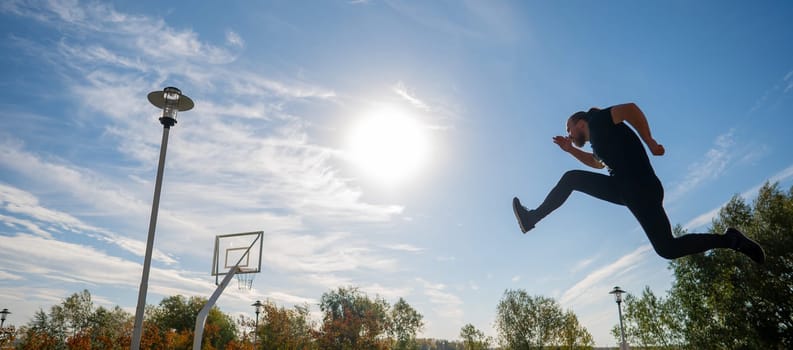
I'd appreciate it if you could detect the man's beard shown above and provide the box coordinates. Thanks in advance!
[573,134,586,147]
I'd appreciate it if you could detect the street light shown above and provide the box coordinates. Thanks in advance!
[130,87,194,350]
[609,286,629,350]
[0,309,9,328]
[251,300,264,348]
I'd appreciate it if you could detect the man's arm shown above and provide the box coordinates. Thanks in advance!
[553,136,605,169]
[610,103,665,155]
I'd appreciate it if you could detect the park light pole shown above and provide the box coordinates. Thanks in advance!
[610,286,629,350]
[252,300,264,348]
[0,308,13,347]
[130,87,194,350]
[0,309,8,329]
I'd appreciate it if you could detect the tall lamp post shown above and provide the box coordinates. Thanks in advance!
[251,300,264,348]
[130,87,194,350]
[610,286,629,350]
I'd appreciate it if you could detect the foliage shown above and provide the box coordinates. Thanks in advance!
[613,183,793,349]
[609,286,684,349]
[253,301,315,350]
[669,183,793,348]
[13,291,242,350]
[15,290,132,350]
[317,286,391,349]
[148,294,238,350]
[495,289,593,349]
[390,298,424,350]
[555,310,594,349]
[459,324,490,350]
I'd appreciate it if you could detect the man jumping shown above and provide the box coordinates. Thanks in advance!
[512,103,765,263]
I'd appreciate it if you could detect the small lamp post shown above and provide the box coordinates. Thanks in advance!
[130,87,194,350]
[609,286,629,350]
[0,309,11,328]
[251,300,264,348]
[0,309,9,328]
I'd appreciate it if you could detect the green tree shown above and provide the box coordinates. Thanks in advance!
[148,294,238,350]
[255,301,316,349]
[459,323,490,350]
[496,289,592,349]
[556,310,594,349]
[15,290,133,350]
[390,297,424,350]
[666,182,793,348]
[317,286,390,349]
[609,286,683,349]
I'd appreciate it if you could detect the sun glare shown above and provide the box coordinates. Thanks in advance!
[347,106,430,186]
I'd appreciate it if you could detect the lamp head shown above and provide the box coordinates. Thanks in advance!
[147,87,194,127]
[609,286,626,303]
[251,300,264,314]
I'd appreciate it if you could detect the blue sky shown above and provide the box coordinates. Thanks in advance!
[1,0,792,346]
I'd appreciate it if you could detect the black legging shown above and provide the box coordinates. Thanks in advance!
[534,170,730,259]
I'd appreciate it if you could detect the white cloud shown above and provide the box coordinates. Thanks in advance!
[683,162,793,231]
[0,270,23,281]
[394,81,430,111]
[262,291,316,305]
[225,30,245,48]
[384,243,425,253]
[511,275,520,282]
[559,245,652,306]
[571,256,597,273]
[0,182,177,264]
[416,278,463,320]
[667,130,734,203]
[0,234,207,296]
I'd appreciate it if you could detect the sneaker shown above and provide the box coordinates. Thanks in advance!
[725,227,766,264]
[512,197,539,234]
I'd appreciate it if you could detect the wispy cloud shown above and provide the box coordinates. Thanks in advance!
[667,130,735,203]
[683,162,793,230]
[511,275,521,282]
[570,256,597,274]
[559,245,652,306]
[384,243,425,253]
[394,81,430,111]
[784,69,793,94]
[225,30,245,48]
[416,278,463,320]
[0,182,176,264]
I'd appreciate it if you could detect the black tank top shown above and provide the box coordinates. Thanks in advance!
[586,108,656,179]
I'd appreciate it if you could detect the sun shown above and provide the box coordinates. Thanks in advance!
[347,105,430,186]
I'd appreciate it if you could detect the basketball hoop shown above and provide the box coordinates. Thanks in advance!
[236,267,256,291]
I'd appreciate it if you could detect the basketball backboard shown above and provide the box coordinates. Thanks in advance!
[211,231,263,285]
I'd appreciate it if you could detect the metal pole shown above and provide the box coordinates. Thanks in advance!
[617,300,626,350]
[254,310,259,349]
[131,125,171,350]
[193,267,239,350]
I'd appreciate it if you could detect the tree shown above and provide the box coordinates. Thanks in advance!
[459,324,490,350]
[609,286,684,349]
[390,297,424,350]
[317,286,390,349]
[556,310,594,349]
[254,301,316,349]
[148,294,238,350]
[15,290,132,350]
[495,289,592,349]
[657,182,793,348]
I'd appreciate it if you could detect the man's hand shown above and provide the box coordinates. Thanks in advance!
[646,138,665,156]
[553,136,574,153]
